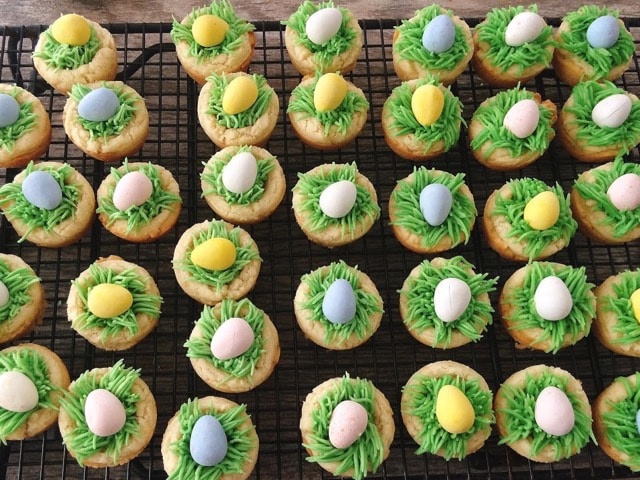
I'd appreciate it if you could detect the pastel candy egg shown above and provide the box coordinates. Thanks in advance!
[591,94,632,129]
[534,386,575,436]
[328,400,368,449]
[21,171,63,210]
[77,87,120,122]
[433,277,471,323]
[112,171,153,211]
[503,99,540,139]
[0,371,39,413]
[191,238,236,271]
[534,276,573,321]
[607,173,640,211]
[192,14,229,47]
[190,415,228,466]
[422,14,456,53]
[630,289,640,323]
[210,317,255,360]
[50,14,91,46]
[411,84,444,126]
[435,384,475,434]
[222,76,258,115]
[586,15,620,49]
[523,191,560,231]
[0,281,9,308]
[314,73,348,112]
[305,7,342,45]
[0,93,20,128]
[419,183,452,226]
[636,409,640,434]
[319,180,357,219]
[87,283,133,318]
[84,389,126,437]
[322,279,357,324]
[504,11,546,47]
[222,151,258,194]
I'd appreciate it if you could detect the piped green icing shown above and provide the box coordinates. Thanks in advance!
[167,398,255,480]
[281,0,358,69]
[384,76,463,153]
[389,167,476,249]
[558,5,635,80]
[402,374,494,460]
[201,146,275,205]
[206,73,273,128]
[0,258,39,326]
[470,87,555,158]
[490,178,577,260]
[602,269,640,345]
[185,298,265,380]
[294,162,380,236]
[32,26,100,70]
[71,263,162,342]
[96,160,182,233]
[497,368,594,460]
[0,348,58,443]
[304,374,385,480]
[476,5,554,75]
[0,161,81,242]
[399,256,497,347]
[299,260,383,345]
[174,220,261,290]
[0,87,37,152]
[170,0,255,62]
[58,360,141,465]
[394,4,470,71]
[502,262,595,353]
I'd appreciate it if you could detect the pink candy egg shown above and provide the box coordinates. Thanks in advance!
[503,99,540,139]
[607,173,640,211]
[210,317,255,360]
[328,400,368,449]
[534,386,575,436]
[84,388,127,437]
[112,171,153,211]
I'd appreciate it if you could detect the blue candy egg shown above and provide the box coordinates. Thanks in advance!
[190,415,228,467]
[636,409,640,435]
[422,14,456,54]
[77,87,120,122]
[0,93,20,128]
[419,183,453,226]
[322,279,357,325]
[21,171,62,210]
[586,15,620,49]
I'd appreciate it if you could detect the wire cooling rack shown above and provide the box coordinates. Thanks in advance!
[0,18,640,480]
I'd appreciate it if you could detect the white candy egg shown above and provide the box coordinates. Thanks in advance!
[503,99,540,139]
[319,180,357,219]
[210,317,255,360]
[112,171,153,211]
[592,94,632,129]
[505,11,546,47]
[222,151,258,194]
[433,277,472,323]
[0,371,39,413]
[534,386,575,436]
[0,281,9,308]
[607,173,640,211]
[534,276,573,321]
[305,7,342,45]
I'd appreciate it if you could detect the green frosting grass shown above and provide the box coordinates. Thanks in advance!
[206,73,273,128]
[170,0,255,62]
[0,161,81,242]
[399,256,497,347]
[0,258,40,326]
[32,26,100,70]
[602,269,640,345]
[304,375,385,480]
[558,5,635,80]
[389,167,476,250]
[0,87,37,152]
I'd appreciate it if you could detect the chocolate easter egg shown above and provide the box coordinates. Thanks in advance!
[503,99,540,139]
[0,281,9,308]
[50,14,91,46]
[87,283,133,318]
[190,415,228,466]
[419,183,452,226]
[192,14,229,47]
[534,275,573,321]
[210,317,255,360]
[77,87,120,122]
[630,289,640,323]
[0,93,20,128]
[322,279,357,325]
[586,15,620,49]
[222,151,258,194]
[0,371,39,413]
[607,173,640,211]
[84,388,127,437]
[305,7,342,45]
[314,73,348,112]
[191,238,236,271]
[435,384,475,434]
[21,171,63,210]
[319,180,357,219]
[534,386,575,436]
[523,191,560,230]
[422,14,455,53]
[433,277,471,323]
[222,76,258,115]
[112,171,153,211]
[591,94,632,129]
[411,84,444,126]
[328,400,368,449]
[504,11,546,46]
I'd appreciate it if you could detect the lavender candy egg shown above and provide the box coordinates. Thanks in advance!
[21,170,63,210]
[84,388,127,437]
[322,279,357,324]
[328,400,368,449]
[210,317,255,360]
[77,87,120,122]
[112,171,153,211]
[419,183,452,226]
[607,173,640,211]
[190,415,228,467]
[422,14,456,54]
[586,15,620,49]
[534,386,575,436]
[636,409,640,435]
[0,93,20,128]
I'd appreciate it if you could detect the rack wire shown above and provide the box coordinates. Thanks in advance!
[0,18,639,480]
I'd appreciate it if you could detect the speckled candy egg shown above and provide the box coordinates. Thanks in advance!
[21,171,63,210]
[534,386,575,436]
[112,171,153,211]
[322,279,357,324]
[435,384,475,434]
[314,73,348,112]
[433,277,471,323]
[192,14,229,47]
[503,99,540,139]
[222,151,258,194]
[523,191,560,231]
[84,388,127,437]
[422,14,455,53]
[607,173,640,211]
[50,14,91,46]
[191,238,236,271]
[419,183,452,226]
[0,93,20,128]
[77,87,120,122]
[328,400,368,449]
[0,281,9,308]
[504,11,546,47]
[210,317,255,360]
[586,15,620,49]
[190,415,228,466]
[305,7,342,45]
[222,76,258,115]
[411,84,444,126]
[87,283,133,318]
[319,180,357,219]
[630,289,640,323]
[0,371,39,413]
[591,94,632,129]
[534,276,573,321]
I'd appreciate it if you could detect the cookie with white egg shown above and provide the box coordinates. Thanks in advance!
[499,262,596,353]
[300,374,394,479]
[171,0,256,85]
[96,160,182,242]
[58,360,156,468]
[173,219,262,305]
[67,255,162,351]
[161,396,259,480]
[401,360,494,460]
[0,161,95,248]
[495,364,593,463]
[469,87,557,171]
[32,13,117,95]
[399,256,497,349]
[482,178,577,262]
[0,343,70,442]
[185,298,280,393]
[201,145,285,224]
[389,167,476,254]
[292,162,380,248]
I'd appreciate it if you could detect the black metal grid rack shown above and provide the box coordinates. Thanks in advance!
[1,18,640,480]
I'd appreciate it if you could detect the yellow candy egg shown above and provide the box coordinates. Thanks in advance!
[435,384,475,434]
[192,14,229,47]
[222,76,258,115]
[411,84,445,126]
[630,289,640,323]
[50,14,91,46]
[191,238,237,271]
[523,191,560,231]
[87,284,133,319]
[313,73,348,112]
